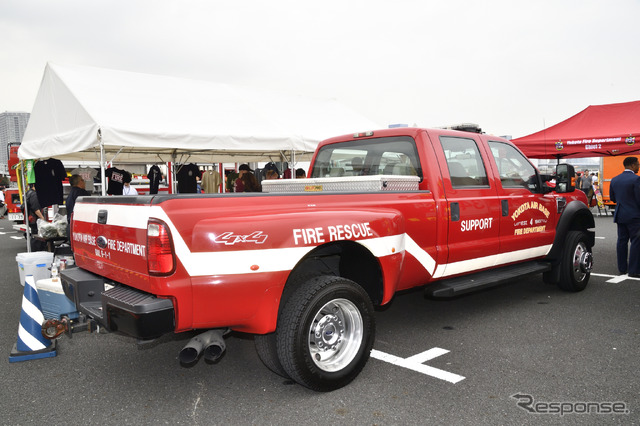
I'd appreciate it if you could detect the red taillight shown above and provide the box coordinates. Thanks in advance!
[147,219,175,275]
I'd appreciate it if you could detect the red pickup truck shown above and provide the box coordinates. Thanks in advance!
[60,127,594,391]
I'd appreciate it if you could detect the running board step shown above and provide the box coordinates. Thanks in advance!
[426,261,552,298]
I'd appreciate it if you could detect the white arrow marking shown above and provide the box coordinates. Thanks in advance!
[371,347,465,384]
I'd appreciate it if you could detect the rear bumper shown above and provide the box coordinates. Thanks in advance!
[60,267,175,340]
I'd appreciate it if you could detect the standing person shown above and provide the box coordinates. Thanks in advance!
[122,172,138,196]
[610,156,640,277]
[282,162,292,179]
[70,166,98,193]
[265,170,279,180]
[579,170,591,197]
[66,174,89,225]
[234,164,261,192]
[588,172,599,205]
[24,183,46,251]
[0,185,6,219]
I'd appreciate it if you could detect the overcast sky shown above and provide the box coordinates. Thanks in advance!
[1,0,638,138]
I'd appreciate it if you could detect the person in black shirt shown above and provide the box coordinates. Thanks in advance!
[66,175,89,224]
[24,183,47,251]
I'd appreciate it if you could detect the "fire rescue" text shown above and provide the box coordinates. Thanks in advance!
[293,222,373,245]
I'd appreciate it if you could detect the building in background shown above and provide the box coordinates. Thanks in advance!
[0,112,30,175]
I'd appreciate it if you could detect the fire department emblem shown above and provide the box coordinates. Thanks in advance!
[625,136,635,146]
[555,140,564,151]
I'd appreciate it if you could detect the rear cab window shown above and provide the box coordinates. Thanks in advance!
[439,136,489,188]
[310,136,422,180]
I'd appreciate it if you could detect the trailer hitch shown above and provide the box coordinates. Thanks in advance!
[42,316,98,340]
[42,318,68,339]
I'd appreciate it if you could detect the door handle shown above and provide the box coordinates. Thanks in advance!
[450,202,460,221]
[97,209,108,224]
[501,200,509,217]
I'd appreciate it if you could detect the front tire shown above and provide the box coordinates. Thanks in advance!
[557,230,592,292]
[275,276,375,391]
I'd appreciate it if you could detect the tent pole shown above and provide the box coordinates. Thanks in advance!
[170,154,177,194]
[218,162,224,193]
[99,129,106,196]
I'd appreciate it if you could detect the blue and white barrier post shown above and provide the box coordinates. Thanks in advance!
[9,275,57,362]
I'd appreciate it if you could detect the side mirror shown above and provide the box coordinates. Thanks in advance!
[539,174,555,194]
[555,164,576,193]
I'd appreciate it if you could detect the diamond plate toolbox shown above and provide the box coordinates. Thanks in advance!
[262,175,420,193]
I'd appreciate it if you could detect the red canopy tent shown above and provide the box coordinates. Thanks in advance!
[512,100,640,159]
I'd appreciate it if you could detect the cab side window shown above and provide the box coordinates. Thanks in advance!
[488,141,538,191]
[440,136,489,188]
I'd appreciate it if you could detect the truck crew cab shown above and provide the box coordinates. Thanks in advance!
[60,127,594,391]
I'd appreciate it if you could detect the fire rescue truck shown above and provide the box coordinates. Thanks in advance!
[58,127,594,391]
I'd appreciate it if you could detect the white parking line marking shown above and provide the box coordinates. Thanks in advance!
[11,236,23,240]
[606,275,629,283]
[591,272,640,282]
[404,347,450,364]
[371,348,465,384]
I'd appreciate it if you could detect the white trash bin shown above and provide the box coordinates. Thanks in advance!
[16,252,54,286]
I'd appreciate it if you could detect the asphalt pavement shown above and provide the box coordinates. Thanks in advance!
[1,212,638,425]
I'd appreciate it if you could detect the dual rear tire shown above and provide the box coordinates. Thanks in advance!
[255,275,375,391]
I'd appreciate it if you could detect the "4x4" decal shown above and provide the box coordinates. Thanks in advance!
[213,231,268,245]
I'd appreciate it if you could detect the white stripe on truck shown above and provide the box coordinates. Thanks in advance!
[73,204,549,279]
[73,203,415,276]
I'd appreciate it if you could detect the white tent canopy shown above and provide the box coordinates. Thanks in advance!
[19,63,381,163]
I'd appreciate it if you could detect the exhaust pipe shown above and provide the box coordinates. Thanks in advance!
[179,329,227,365]
[203,329,226,362]
[179,334,207,365]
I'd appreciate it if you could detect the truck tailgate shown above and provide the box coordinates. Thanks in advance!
[71,200,154,291]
